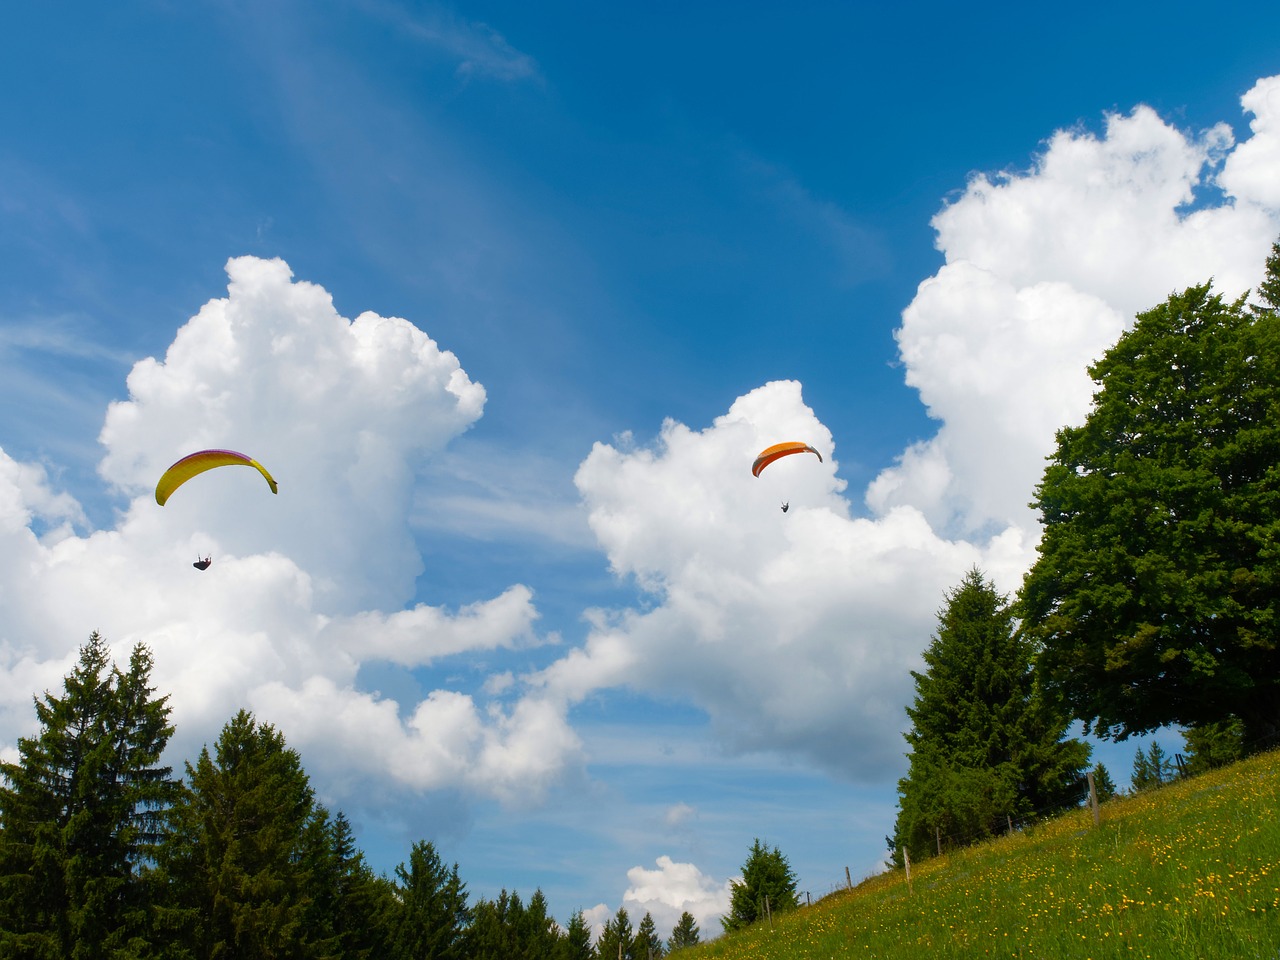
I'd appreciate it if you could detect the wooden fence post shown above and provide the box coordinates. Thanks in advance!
[935,826,941,856]
[1087,770,1101,826]
[902,846,912,893]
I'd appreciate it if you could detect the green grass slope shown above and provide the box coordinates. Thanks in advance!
[684,749,1279,959]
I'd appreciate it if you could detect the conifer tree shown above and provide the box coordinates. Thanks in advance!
[1090,762,1117,803]
[520,889,561,959]
[634,911,664,959]
[1183,718,1245,775]
[555,909,594,960]
[389,839,471,960]
[0,633,178,958]
[721,839,799,933]
[892,569,1089,863]
[154,710,324,959]
[1130,742,1175,792]
[594,907,635,960]
[667,911,700,952]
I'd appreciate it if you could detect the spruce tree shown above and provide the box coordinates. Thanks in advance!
[0,633,178,958]
[1130,742,1175,792]
[555,909,594,960]
[892,569,1090,863]
[634,911,664,959]
[721,839,799,933]
[667,911,700,952]
[154,710,323,959]
[519,890,560,959]
[1183,717,1245,775]
[389,840,471,960]
[594,907,635,960]
[1090,763,1117,803]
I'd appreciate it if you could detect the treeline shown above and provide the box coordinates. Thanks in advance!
[0,632,700,959]
[889,239,1280,865]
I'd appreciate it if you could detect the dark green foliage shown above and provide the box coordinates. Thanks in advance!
[1255,239,1280,314]
[634,911,664,959]
[1183,717,1246,775]
[1022,247,1280,749]
[595,907,635,960]
[466,886,560,960]
[721,839,799,934]
[891,570,1090,863]
[1090,763,1118,803]
[0,632,178,959]
[300,810,396,960]
[1130,742,1176,792]
[154,710,324,959]
[388,840,470,960]
[667,911,700,952]
[555,909,594,960]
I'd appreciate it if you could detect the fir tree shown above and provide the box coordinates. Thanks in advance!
[633,911,664,959]
[1130,742,1175,792]
[389,840,471,960]
[893,569,1090,862]
[721,839,799,933]
[154,710,323,959]
[1090,762,1117,803]
[555,909,594,960]
[0,633,178,959]
[467,889,519,960]
[595,907,635,960]
[667,911,700,952]
[1183,718,1246,775]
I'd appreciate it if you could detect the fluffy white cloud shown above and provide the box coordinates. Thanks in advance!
[875,82,1280,543]
[538,75,1280,786]
[580,855,732,946]
[98,256,486,613]
[622,856,734,940]
[554,380,999,778]
[0,257,581,811]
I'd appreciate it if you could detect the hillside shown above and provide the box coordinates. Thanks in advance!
[684,748,1279,959]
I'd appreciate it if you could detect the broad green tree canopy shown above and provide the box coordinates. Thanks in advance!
[1021,242,1280,748]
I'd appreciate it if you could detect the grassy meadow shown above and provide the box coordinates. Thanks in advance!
[683,749,1280,959]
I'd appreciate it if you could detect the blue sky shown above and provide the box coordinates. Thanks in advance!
[3,0,1279,938]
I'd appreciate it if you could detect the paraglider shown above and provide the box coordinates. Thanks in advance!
[781,502,790,513]
[193,556,212,571]
[751,441,822,478]
[155,449,278,506]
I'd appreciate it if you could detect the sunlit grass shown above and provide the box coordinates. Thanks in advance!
[683,749,1280,959]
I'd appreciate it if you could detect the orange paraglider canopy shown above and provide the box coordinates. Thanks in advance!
[751,441,822,478]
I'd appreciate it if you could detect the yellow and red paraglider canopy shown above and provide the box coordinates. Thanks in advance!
[155,449,279,506]
[751,441,822,478]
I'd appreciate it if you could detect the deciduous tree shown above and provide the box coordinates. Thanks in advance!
[1021,243,1280,749]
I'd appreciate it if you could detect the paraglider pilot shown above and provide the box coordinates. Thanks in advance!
[193,556,212,571]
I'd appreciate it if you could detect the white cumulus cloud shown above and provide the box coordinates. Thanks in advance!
[531,75,1280,788]
[0,256,581,816]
